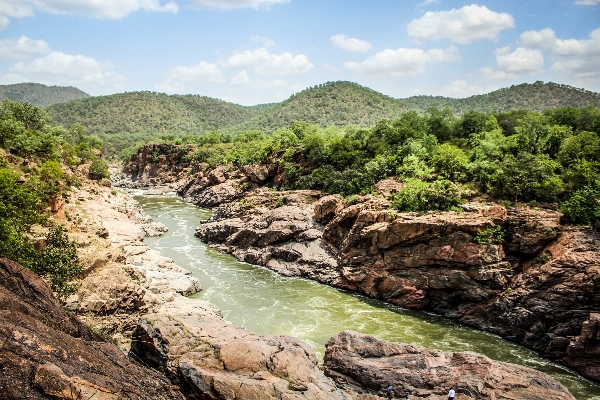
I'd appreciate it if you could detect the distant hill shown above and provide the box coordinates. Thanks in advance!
[222,81,409,133]
[46,81,600,138]
[47,91,273,136]
[0,83,89,107]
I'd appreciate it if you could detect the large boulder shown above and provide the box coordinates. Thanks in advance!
[324,331,576,400]
[0,258,184,399]
[129,301,352,400]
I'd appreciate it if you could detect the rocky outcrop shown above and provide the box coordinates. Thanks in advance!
[0,258,184,400]
[193,182,600,382]
[121,152,600,383]
[129,303,351,400]
[324,331,576,400]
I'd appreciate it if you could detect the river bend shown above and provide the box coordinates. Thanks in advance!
[135,194,600,399]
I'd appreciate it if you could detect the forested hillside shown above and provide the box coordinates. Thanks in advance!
[149,104,600,229]
[222,81,408,133]
[43,80,600,159]
[0,83,89,107]
[47,91,268,137]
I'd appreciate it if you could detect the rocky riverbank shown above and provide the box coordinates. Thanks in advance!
[122,143,600,384]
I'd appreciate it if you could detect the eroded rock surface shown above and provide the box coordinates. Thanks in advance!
[129,302,352,400]
[324,331,576,400]
[0,258,183,400]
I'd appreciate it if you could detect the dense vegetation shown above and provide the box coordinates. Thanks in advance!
[0,83,89,107]
[0,99,107,300]
[44,81,600,159]
[155,105,600,229]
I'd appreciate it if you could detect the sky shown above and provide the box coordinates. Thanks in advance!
[0,0,599,106]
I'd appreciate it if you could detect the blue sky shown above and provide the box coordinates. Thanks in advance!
[0,0,599,105]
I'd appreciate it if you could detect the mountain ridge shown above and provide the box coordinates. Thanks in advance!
[0,82,89,107]
[4,80,600,138]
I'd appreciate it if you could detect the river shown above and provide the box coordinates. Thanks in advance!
[135,194,600,399]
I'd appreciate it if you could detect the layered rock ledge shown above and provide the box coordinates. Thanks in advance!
[324,331,576,400]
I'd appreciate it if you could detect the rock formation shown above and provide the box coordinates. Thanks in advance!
[324,331,576,400]
[121,144,600,383]
[0,258,183,400]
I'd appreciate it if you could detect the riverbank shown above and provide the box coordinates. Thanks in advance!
[122,143,600,385]
[61,178,352,399]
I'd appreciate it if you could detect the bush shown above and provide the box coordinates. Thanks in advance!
[88,158,110,181]
[560,186,600,228]
[391,178,464,212]
[31,226,82,302]
[474,225,505,244]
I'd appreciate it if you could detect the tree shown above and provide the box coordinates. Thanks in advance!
[558,131,600,166]
[431,143,468,180]
[88,158,110,180]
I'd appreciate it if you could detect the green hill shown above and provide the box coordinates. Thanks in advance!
[47,91,272,136]
[0,83,89,107]
[45,80,600,153]
[222,81,409,133]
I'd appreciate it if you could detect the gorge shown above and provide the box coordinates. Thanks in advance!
[115,142,600,397]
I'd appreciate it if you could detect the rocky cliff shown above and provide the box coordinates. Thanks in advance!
[122,144,600,385]
[0,257,183,400]
[324,331,576,400]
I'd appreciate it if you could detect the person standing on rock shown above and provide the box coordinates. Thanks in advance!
[387,385,394,399]
[447,387,455,400]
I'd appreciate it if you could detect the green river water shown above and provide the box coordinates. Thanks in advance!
[135,194,600,399]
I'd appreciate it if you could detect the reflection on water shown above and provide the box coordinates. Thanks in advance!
[136,194,600,399]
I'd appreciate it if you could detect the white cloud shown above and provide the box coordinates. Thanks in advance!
[0,0,177,30]
[230,70,251,86]
[519,27,600,83]
[344,46,460,77]
[407,4,514,44]
[416,0,439,8]
[330,34,372,53]
[251,35,276,47]
[323,63,339,72]
[574,0,600,4]
[441,80,498,98]
[222,48,313,75]
[0,1,36,31]
[156,61,225,93]
[229,70,287,89]
[188,0,289,10]
[0,36,51,61]
[8,51,126,91]
[481,47,544,79]
[165,61,225,83]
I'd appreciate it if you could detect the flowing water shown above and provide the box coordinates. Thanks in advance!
[135,194,600,399]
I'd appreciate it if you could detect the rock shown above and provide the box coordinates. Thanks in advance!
[129,305,351,400]
[0,258,184,400]
[314,194,344,224]
[96,227,109,238]
[243,164,270,183]
[324,331,576,400]
[373,178,404,198]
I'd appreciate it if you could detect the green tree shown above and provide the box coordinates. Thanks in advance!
[431,143,468,180]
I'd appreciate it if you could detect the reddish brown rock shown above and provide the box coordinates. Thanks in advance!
[0,258,184,400]
[373,178,403,198]
[314,194,344,224]
[324,331,576,400]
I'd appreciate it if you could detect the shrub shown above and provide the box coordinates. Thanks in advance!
[560,186,600,228]
[391,178,464,212]
[474,225,505,244]
[88,158,110,181]
[31,226,82,302]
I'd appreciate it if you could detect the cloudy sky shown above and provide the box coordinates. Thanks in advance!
[0,0,599,105]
